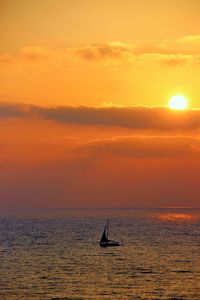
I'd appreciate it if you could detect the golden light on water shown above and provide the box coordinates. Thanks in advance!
[158,213,196,222]
[169,95,189,110]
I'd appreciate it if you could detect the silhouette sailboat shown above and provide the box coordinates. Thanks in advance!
[100,220,120,247]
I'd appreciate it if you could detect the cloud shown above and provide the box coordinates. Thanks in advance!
[69,43,132,61]
[19,46,66,67]
[2,134,200,209]
[0,102,28,118]
[158,54,194,67]
[1,34,200,65]
[69,36,200,65]
[74,136,200,159]
[32,105,200,131]
[19,43,132,64]
[1,102,200,131]
[0,54,15,65]
[20,46,54,62]
[176,35,200,50]
[70,35,200,60]
[1,35,200,69]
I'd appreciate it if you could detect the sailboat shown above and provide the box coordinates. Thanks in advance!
[100,220,120,247]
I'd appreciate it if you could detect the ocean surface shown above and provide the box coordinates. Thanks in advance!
[0,208,200,300]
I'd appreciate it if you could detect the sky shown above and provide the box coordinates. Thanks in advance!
[1,0,200,209]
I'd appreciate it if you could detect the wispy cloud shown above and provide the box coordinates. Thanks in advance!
[20,46,55,62]
[0,54,15,65]
[158,54,194,67]
[1,35,200,67]
[69,43,131,61]
[75,135,200,159]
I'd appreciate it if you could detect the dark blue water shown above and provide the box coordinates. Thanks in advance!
[0,208,200,299]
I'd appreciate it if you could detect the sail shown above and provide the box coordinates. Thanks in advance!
[100,228,107,243]
[100,220,120,247]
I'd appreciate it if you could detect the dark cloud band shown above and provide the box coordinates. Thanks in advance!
[1,102,200,130]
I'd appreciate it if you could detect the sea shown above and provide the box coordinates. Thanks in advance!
[0,208,200,300]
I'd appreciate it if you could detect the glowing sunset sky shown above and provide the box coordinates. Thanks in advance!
[1,0,200,208]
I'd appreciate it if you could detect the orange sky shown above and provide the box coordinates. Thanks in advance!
[1,0,200,208]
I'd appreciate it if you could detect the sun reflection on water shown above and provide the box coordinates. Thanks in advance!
[157,212,197,222]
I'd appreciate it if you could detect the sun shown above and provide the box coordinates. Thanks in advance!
[168,95,188,110]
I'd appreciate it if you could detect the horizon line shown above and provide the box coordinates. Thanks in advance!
[8,206,200,210]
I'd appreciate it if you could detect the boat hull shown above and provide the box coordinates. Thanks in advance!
[100,241,120,247]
